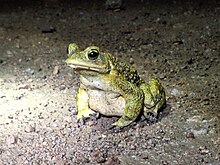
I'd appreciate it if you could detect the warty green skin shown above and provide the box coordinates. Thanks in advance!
[66,43,166,127]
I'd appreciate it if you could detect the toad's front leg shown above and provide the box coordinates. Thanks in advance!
[76,86,95,119]
[112,81,144,127]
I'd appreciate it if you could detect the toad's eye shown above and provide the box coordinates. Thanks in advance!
[88,49,99,60]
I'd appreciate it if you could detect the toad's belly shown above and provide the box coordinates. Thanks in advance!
[87,89,125,116]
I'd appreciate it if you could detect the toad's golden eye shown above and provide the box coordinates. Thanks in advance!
[88,49,99,60]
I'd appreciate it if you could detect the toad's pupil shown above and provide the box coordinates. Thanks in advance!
[88,50,99,60]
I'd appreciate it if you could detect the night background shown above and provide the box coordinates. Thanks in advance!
[0,0,219,164]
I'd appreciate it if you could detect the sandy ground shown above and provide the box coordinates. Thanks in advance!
[0,0,219,164]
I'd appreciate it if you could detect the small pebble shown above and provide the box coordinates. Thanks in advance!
[42,141,48,146]
[186,132,195,139]
[6,135,18,145]
[192,128,208,136]
[105,0,123,10]
[6,50,13,56]
[199,146,210,155]
[18,84,29,90]
[55,160,66,165]
[24,125,36,133]
[129,57,134,65]
[41,27,56,33]
[25,68,35,74]
[59,85,66,91]
[68,106,77,115]
[170,88,181,96]
[53,66,59,75]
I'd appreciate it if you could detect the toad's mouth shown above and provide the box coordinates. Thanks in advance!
[67,63,109,74]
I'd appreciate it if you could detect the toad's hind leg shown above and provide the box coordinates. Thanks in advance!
[112,81,144,127]
[76,86,95,119]
[140,78,166,119]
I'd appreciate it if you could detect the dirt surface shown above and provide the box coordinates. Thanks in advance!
[0,0,219,164]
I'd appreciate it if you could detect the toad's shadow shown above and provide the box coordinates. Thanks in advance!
[89,100,172,133]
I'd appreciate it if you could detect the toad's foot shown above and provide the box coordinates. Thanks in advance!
[77,108,95,119]
[112,117,133,127]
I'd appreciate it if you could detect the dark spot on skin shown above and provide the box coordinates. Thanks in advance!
[155,94,160,101]
[124,116,131,121]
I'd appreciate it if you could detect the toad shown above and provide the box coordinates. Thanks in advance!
[66,43,166,127]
